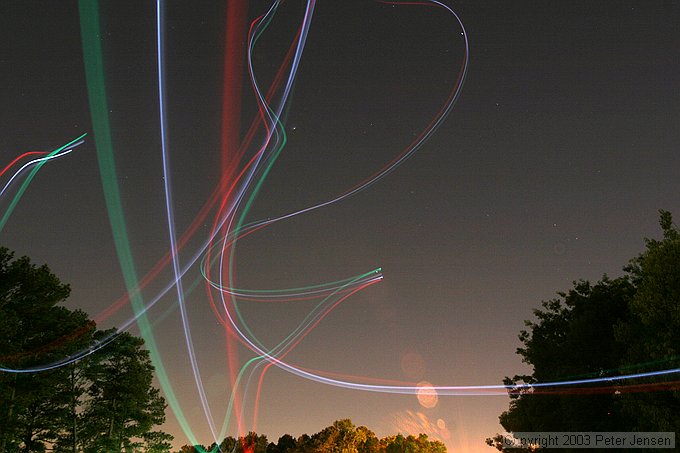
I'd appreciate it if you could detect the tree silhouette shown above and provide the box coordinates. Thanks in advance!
[0,247,172,452]
[80,330,169,452]
[614,210,680,434]
[0,247,85,451]
[487,211,680,450]
[178,420,446,453]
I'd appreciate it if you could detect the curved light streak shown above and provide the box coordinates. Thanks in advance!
[3,3,676,451]
[0,135,86,232]
[0,151,46,178]
[210,0,680,404]
[156,0,222,442]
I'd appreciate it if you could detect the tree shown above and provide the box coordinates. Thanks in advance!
[142,429,176,453]
[276,434,297,453]
[0,246,90,452]
[498,277,635,435]
[311,419,359,453]
[185,421,447,453]
[355,426,379,453]
[296,434,313,453]
[177,445,208,453]
[488,211,680,450]
[53,354,97,453]
[614,210,680,433]
[219,436,237,453]
[239,432,269,453]
[308,420,445,453]
[81,330,169,453]
[0,247,172,452]
[11,307,95,453]
[380,433,445,453]
[382,434,406,453]
[205,433,269,453]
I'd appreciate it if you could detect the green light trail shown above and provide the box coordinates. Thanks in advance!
[0,134,87,232]
[78,0,199,446]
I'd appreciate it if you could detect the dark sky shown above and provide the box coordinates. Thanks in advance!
[2,1,679,451]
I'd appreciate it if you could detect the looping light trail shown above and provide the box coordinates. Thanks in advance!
[3,2,678,451]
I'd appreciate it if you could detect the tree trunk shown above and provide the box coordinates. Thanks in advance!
[20,407,36,453]
[71,366,78,453]
[0,373,18,451]
[109,397,117,452]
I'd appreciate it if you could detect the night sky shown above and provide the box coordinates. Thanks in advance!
[2,1,679,452]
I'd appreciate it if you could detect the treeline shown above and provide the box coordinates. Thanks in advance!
[487,211,680,451]
[0,248,446,453]
[177,419,447,453]
[0,248,172,453]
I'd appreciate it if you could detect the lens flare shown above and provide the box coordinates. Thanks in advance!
[416,381,438,408]
[3,2,678,452]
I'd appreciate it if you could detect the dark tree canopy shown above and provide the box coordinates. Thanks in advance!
[488,211,680,451]
[0,247,172,453]
[615,210,680,433]
[501,277,635,433]
[180,419,447,453]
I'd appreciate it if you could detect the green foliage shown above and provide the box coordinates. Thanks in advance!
[614,210,680,434]
[0,246,83,452]
[241,432,269,453]
[177,420,446,453]
[0,247,172,452]
[80,330,169,452]
[498,277,635,436]
[380,433,445,453]
[276,434,297,453]
[143,430,176,453]
[488,210,680,450]
[179,445,208,453]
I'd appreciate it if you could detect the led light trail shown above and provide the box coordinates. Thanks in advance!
[0,134,86,232]
[3,2,679,452]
